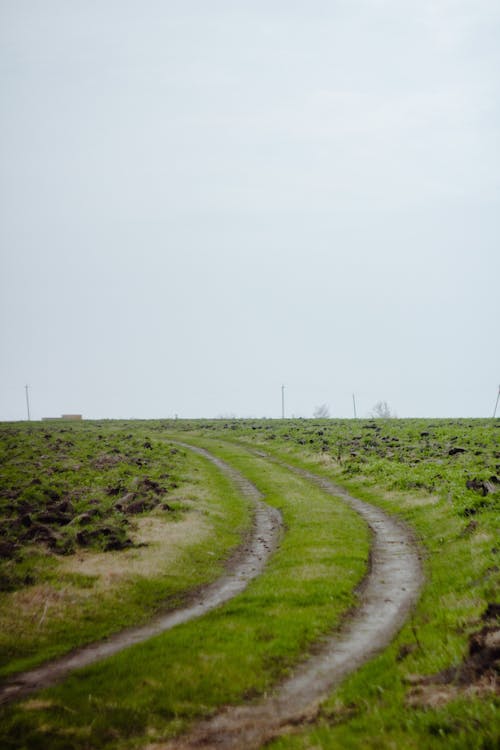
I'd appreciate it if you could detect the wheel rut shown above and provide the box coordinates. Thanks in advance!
[154,453,423,750]
[0,444,283,707]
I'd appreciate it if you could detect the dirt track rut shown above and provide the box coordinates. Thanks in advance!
[156,456,423,750]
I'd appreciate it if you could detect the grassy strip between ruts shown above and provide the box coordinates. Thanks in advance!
[247,444,499,750]
[0,436,251,678]
[0,436,369,750]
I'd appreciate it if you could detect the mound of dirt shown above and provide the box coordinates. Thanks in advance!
[407,603,499,708]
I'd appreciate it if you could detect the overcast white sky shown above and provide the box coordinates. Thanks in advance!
[1,0,499,420]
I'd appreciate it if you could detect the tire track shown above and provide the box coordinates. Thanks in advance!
[156,453,423,750]
[0,445,283,706]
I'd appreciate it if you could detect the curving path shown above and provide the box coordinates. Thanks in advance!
[156,452,423,750]
[1,441,423,750]
[0,445,283,706]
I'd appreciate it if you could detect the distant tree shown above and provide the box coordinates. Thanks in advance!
[313,403,330,418]
[371,400,395,419]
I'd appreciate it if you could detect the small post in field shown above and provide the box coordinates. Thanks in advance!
[25,384,31,421]
[352,393,357,419]
[493,384,500,419]
[281,384,285,419]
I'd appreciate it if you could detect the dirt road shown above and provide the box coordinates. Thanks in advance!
[154,454,423,750]
[1,443,423,750]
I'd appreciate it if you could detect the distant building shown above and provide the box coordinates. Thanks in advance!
[42,414,83,421]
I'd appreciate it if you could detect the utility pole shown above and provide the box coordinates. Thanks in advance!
[493,385,500,419]
[352,393,357,419]
[25,384,31,421]
[281,384,285,419]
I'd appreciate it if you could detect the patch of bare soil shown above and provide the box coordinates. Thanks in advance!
[0,503,210,652]
[406,603,499,708]
[61,509,209,584]
[150,461,423,750]
[0,446,282,706]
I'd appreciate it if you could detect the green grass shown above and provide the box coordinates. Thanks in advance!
[193,418,498,750]
[0,421,187,565]
[1,419,498,749]
[0,423,251,676]
[0,435,369,749]
[265,475,498,749]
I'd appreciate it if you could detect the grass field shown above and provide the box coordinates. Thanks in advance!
[0,418,498,749]
[0,421,251,676]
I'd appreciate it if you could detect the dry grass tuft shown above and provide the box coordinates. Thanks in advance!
[406,674,498,709]
[22,699,58,711]
[0,507,211,644]
[61,511,209,586]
